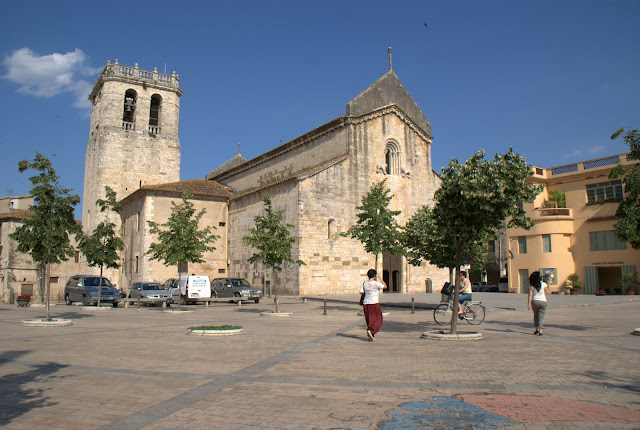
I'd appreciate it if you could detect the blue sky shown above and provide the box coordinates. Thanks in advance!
[1,1,639,218]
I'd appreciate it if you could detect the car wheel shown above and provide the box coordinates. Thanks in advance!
[82,295,90,306]
[65,294,72,305]
[254,299,260,304]
[112,303,118,308]
[211,291,218,298]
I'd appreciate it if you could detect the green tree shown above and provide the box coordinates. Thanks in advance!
[9,153,80,320]
[341,179,402,270]
[403,149,541,333]
[77,186,124,307]
[243,197,304,313]
[147,193,219,309]
[610,127,640,249]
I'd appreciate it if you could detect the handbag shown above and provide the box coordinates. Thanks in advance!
[359,282,365,306]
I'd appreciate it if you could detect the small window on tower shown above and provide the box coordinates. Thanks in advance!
[122,89,137,130]
[149,94,162,134]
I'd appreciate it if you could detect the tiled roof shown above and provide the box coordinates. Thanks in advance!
[0,210,32,221]
[137,179,232,198]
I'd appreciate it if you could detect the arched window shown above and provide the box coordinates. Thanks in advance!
[122,89,137,130]
[385,141,401,175]
[327,219,337,240]
[149,94,162,134]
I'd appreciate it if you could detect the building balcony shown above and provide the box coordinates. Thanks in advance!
[531,207,573,221]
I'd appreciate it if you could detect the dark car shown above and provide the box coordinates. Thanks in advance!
[64,275,121,307]
[472,282,499,292]
[211,278,262,303]
[129,282,172,306]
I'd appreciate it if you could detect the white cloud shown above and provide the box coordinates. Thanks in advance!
[2,48,100,110]
[562,144,607,161]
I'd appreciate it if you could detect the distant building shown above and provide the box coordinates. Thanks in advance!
[506,154,639,294]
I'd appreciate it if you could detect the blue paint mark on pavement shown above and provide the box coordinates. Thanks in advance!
[378,396,516,430]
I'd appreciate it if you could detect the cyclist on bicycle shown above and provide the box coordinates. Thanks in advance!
[458,271,472,318]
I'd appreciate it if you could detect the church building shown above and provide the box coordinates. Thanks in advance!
[0,55,448,301]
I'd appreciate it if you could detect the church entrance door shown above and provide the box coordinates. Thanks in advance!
[382,252,402,293]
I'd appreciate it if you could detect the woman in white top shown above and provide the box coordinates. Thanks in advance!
[527,271,551,336]
[360,269,387,341]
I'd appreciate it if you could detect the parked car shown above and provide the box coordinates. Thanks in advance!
[129,282,172,306]
[64,275,121,307]
[166,275,211,305]
[472,281,499,292]
[211,278,262,303]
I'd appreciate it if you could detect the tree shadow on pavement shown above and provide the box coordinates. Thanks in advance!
[581,369,640,397]
[483,320,594,331]
[0,350,68,425]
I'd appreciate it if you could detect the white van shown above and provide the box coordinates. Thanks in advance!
[172,275,211,305]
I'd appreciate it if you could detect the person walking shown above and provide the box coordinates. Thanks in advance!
[360,269,387,341]
[528,271,551,335]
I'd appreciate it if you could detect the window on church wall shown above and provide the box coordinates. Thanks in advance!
[327,219,337,240]
[149,94,162,134]
[122,89,137,130]
[385,142,401,176]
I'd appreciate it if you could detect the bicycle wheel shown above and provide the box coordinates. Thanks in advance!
[433,304,453,325]
[465,303,486,325]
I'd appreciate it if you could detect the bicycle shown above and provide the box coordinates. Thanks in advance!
[433,295,486,325]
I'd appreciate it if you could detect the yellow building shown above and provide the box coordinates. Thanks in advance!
[507,153,639,294]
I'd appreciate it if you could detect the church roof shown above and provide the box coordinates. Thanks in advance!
[346,70,431,136]
[205,153,247,180]
[0,209,32,222]
[121,179,232,204]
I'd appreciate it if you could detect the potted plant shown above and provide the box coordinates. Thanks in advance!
[564,273,582,295]
[16,294,31,307]
[621,272,639,295]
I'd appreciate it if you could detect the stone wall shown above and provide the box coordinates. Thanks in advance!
[83,77,181,235]
[120,193,228,292]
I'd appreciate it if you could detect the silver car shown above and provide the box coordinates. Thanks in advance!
[129,282,172,306]
[211,278,262,303]
[64,275,121,307]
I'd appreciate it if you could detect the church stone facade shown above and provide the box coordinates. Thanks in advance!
[0,59,448,302]
[209,71,447,295]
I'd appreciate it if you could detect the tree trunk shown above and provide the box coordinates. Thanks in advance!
[45,250,51,321]
[273,268,279,313]
[177,268,183,310]
[450,241,463,334]
[97,265,103,307]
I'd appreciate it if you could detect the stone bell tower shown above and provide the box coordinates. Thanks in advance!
[83,59,182,233]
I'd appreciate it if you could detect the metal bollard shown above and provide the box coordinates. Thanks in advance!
[162,301,166,309]
[302,297,307,304]
[323,299,327,315]
[237,299,242,307]
[137,298,141,310]
[411,297,415,314]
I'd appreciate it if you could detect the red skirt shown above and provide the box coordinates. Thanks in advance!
[363,303,383,335]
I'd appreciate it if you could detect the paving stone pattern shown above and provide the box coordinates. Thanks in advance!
[0,293,638,429]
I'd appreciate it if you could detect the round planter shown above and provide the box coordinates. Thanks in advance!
[16,299,30,307]
[187,327,244,336]
[21,318,73,327]
[81,306,113,311]
[163,308,194,314]
[421,330,483,341]
[260,311,292,317]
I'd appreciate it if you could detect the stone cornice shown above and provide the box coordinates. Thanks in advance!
[212,118,346,182]
[346,104,433,143]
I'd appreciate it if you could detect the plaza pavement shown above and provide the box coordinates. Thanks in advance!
[0,292,638,430]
